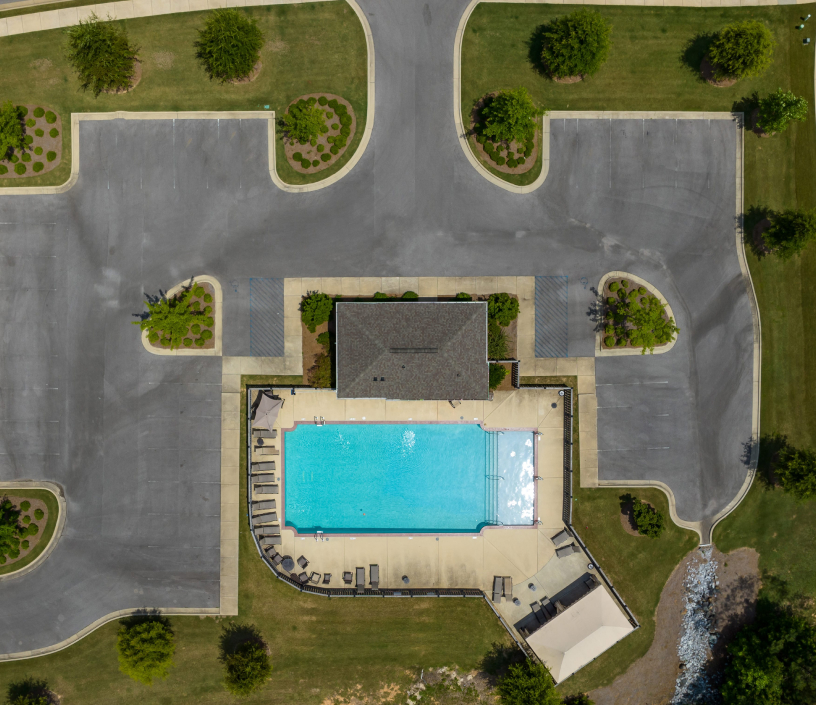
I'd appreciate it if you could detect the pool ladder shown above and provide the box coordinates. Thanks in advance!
[314,416,325,426]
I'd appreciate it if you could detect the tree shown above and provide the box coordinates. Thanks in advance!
[222,641,272,697]
[0,498,22,563]
[133,286,204,349]
[541,9,612,78]
[488,318,510,359]
[65,13,139,96]
[632,498,665,538]
[709,20,775,80]
[497,660,561,705]
[619,296,679,354]
[300,292,333,333]
[757,89,808,134]
[195,8,264,82]
[0,102,25,161]
[307,353,332,388]
[774,445,816,500]
[488,293,520,327]
[762,208,816,260]
[564,696,594,705]
[116,619,175,685]
[279,100,327,145]
[489,363,508,390]
[4,677,52,705]
[481,88,542,145]
[721,600,816,705]
[455,292,472,301]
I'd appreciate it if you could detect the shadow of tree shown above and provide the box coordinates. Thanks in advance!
[479,641,523,680]
[742,204,774,259]
[733,92,760,126]
[680,32,715,79]
[527,25,549,78]
[219,621,265,661]
[754,432,788,488]
[6,676,56,705]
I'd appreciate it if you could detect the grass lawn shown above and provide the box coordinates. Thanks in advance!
[0,488,60,577]
[0,0,368,187]
[0,377,512,705]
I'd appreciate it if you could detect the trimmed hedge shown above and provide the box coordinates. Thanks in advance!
[195,338,205,347]
[604,336,615,346]
[318,96,328,106]
[34,508,44,520]
[609,282,619,292]
[21,153,31,162]
[47,151,57,162]
[34,146,43,155]
[191,324,201,334]
[20,501,30,511]
[201,329,213,340]
[25,118,35,128]
[312,159,319,167]
[320,153,331,162]
[33,162,43,173]
[49,128,59,138]
[45,111,56,124]
[293,151,302,161]
[204,293,212,303]
[183,338,193,347]
[14,163,25,175]
[33,107,44,118]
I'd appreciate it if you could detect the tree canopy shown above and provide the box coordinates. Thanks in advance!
[300,292,333,333]
[64,13,139,96]
[116,619,176,685]
[133,285,204,349]
[0,498,22,564]
[632,498,665,538]
[279,99,328,145]
[488,292,520,327]
[757,89,809,134]
[762,208,816,260]
[222,641,272,697]
[541,9,612,78]
[481,88,542,145]
[195,8,264,82]
[621,295,679,354]
[709,20,775,80]
[489,363,508,390]
[774,445,816,501]
[497,660,561,705]
[0,102,25,161]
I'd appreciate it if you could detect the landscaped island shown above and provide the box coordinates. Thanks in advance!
[0,103,61,178]
[0,489,59,576]
[281,94,356,174]
[135,280,217,351]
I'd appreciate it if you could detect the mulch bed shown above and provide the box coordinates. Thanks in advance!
[468,95,538,175]
[601,277,669,351]
[0,105,62,180]
[149,281,216,350]
[700,56,737,88]
[0,495,48,567]
[283,93,356,174]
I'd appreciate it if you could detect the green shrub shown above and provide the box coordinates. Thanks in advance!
[332,123,339,130]
[279,101,326,144]
[495,156,506,166]
[627,290,637,300]
[604,325,614,335]
[25,119,36,129]
[300,159,311,169]
[328,99,338,110]
[609,281,619,292]
[222,640,272,697]
[373,292,391,300]
[195,337,205,347]
[774,444,816,500]
[335,103,347,114]
[620,279,629,288]
[638,286,646,295]
[47,151,57,162]
[33,162,44,173]
[0,101,26,160]
[26,523,38,536]
[148,331,159,344]
[401,291,419,300]
[307,97,316,106]
[326,111,333,119]
[203,306,212,316]
[301,292,333,332]
[316,331,331,349]
[318,96,327,106]
[615,337,626,346]
[339,113,352,127]
[24,136,34,146]
[195,8,264,82]
[49,128,59,138]
[11,154,19,163]
[312,159,319,167]
[201,329,213,340]
[604,336,615,347]
[21,540,29,550]
[292,151,302,161]
[619,295,680,354]
[0,165,7,175]
[455,292,472,300]
[757,89,808,134]
[20,501,30,512]
[117,619,176,685]
[8,548,19,559]
[160,338,171,347]
[488,293,519,326]
[191,324,201,334]
[632,498,665,538]
[484,141,495,154]
[14,163,25,175]
[21,153,31,162]
[22,515,30,525]
[183,338,193,347]
[190,301,201,311]
[308,353,332,388]
[34,146,42,155]
[317,144,324,153]
[507,158,517,168]
[489,363,508,390]
[481,87,542,145]
[340,125,351,137]
[203,316,214,327]
[497,658,561,705]
[330,145,339,155]
[18,106,28,117]
[541,8,612,78]
[65,14,139,96]
[709,20,775,80]
[134,287,206,350]
[193,285,204,297]
[517,157,526,166]
[320,154,331,162]
[33,107,44,118]
[488,318,509,359]
[204,293,212,303]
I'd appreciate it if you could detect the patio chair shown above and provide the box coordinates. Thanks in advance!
[257,447,280,456]
[254,484,279,495]
[251,471,275,481]
[298,571,309,583]
[297,555,309,569]
[261,536,282,546]
[252,461,275,472]
[253,499,275,511]
[502,576,512,598]
[270,553,283,567]
[531,602,546,624]
[449,400,461,408]
[356,567,365,593]
[252,512,277,525]
[323,573,332,585]
[343,571,353,585]
[370,564,379,589]
[555,543,579,558]
[584,575,598,591]
[252,429,276,439]
[492,576,502,603]
[540,598,556,619]
[309,572,321,584]
[550,529,571,546]
[555,600,566,614]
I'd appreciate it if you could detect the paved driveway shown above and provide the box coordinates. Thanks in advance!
[0,0,753,655]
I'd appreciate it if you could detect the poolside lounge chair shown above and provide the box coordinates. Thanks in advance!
[251,471,275,481]
[254,484,279,495]
[257,447,280,456]
[309,572,321,584]
[492,576,502,603]
[254,526,280,538]
[555,543,580,558]
[252,429,277,439]
[297,555,309,569]
[449,400,461,408]
[252,512,278,525]
[540,598,556,619]
[261,536,282,547]
[252,461,275,472]
[323,573,332,585]
[502,576,512,598]
[343,571,353,585]
[370,564,380,589]
[253,500,276,511]
[298,571,309,583]
[356,567,365,593]
[550,529,571,546]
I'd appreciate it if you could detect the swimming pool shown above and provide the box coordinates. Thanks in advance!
[283,423,535,533]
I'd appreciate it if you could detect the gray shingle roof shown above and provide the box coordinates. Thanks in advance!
[336,302,488,400]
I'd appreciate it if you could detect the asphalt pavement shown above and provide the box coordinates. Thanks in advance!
[0,0,754,655]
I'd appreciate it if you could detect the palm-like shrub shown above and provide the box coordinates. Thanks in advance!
[223,641,272,697]
[0,102,25,160]
[65,13,139,96]
[709,20,775,80]
[117,619,176,685]
[757,89,808,134]
[133,285,204,349]
[481,88,542,145]
[763,208,816,260]
[279,100,327,145]
[541,9,612,78]
[195,9,264,82]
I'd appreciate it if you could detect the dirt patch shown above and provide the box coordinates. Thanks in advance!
[228,60,262,85]
[700,56,737,88]
[30,58,54,72]
[619,499,652,538]
[552,74,583,84]
[0,105,63,180]
[0,495,49,567]
[151,51,174,70]
[102,58,141,94]
[468,95,538,175]
[302,321,329,385]
[601,276,670,351]
[148,281,215,350]
[283,93,356,175]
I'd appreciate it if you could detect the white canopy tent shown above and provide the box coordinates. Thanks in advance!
[525,586,635,683]
[252,392,283,432]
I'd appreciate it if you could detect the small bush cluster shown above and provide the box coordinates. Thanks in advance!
[134,281,215,349]
[300,291,333,333]
[286,96,353,171]
[603,279,679,353]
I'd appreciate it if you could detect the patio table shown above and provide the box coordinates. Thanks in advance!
[281,556,295,572]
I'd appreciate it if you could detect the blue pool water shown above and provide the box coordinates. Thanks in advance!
[283,423,534,533]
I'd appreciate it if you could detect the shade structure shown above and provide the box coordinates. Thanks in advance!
[253,392,282,432]
[524,586,635,683]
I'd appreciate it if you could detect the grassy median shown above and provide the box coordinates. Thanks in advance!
[0,0,368,187]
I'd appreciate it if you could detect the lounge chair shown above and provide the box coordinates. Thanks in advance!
[252,512,278,525]
[297,555,309,569]
[502,576,512,598]
[251,471,275,482]
[531,602,546,624]
[356,567,365,593]
[555,543,579,558]
[343,571,353,585]
[252,429,277,439]
[254,526,280,538]
[257,447,280,456]
[550,529,571,546]
[260,536,282,547]
[309,572,321,584]
[492,576,502,603]
[254,484,279,495]
[252,499,275,511]
[323,573,332,585]
[252,461,276,472]
[298,571,309,583]
[540,598,556,618]
[449,400,461,408]
[370,564,379,589]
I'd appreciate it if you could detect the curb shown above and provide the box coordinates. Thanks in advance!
[0,481,65,583]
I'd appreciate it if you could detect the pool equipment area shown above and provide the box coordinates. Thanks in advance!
[283,423,535,533]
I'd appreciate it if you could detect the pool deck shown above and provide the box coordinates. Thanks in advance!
[251,387,568,592]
